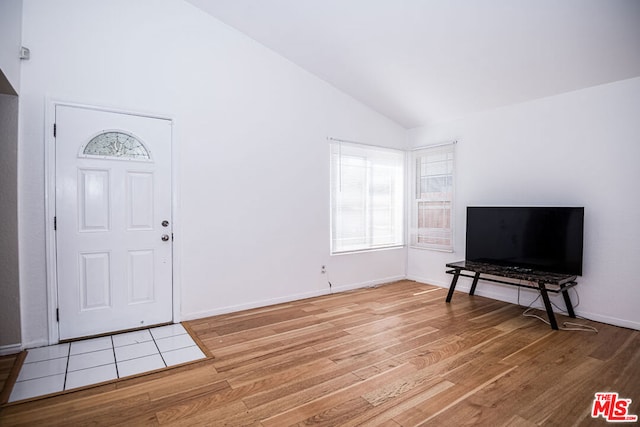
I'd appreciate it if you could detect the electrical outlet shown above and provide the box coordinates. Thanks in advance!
[321,265,326,274]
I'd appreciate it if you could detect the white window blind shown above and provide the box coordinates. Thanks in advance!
[411,143,455,251]
[330,141,404,254]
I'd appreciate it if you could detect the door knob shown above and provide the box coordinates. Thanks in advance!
[162,220,169,227]
[161,234,170,242]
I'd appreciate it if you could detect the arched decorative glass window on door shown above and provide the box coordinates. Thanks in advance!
[81,131,151,160]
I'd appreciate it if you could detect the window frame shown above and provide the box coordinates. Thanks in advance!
[330,141,405,254]
[409,143,456,252]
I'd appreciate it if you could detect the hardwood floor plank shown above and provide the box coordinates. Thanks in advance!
[1,280,638,426]
[155,392,244,425]
[158,400,250,426]
[344,379,455,427]
[293,396,372,426]
[428,346,603,425]
[260,362,419,426]
[393,365,518,426]
[244,370,362,415]
[588,323,633,361]
[517,357,604,425]
[478,323,552,360]
[0,352,23,405]
[227,356,336,390]
[498,414,539,427]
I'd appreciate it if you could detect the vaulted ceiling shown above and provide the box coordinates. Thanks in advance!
[186,0,640,129]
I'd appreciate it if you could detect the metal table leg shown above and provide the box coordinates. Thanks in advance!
[469,272,480,296]
[562,288,576,318]
[445,270,461,303]
[538,283,558,330]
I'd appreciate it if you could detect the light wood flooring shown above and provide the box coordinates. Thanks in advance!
[1,280,638,426]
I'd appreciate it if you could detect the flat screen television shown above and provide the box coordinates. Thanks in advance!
[465,206,584,275]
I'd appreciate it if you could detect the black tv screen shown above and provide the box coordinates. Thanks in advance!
[465,206,584,275]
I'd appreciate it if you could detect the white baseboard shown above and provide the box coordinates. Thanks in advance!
[406,275,449,289]
[573,311,640,331]
[20,339,50,350]
[182,275,407,322]
[330,275,407,293]
[0,343,22,356]
[182,289,327,321]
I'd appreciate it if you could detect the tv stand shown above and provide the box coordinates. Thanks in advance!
[445,261,578,330]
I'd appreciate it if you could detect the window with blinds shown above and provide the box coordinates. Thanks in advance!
[330,142,404,254]
[411,143,455,251]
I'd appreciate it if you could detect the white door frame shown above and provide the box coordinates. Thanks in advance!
[44,99,182,344]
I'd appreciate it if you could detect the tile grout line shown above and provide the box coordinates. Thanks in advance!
[150,328,169,368]
[63,342,71,391]
[13,357,66,384]
[110,335,121,379]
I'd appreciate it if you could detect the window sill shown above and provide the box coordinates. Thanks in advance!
[408,245,454,253]
[331,245,405,256]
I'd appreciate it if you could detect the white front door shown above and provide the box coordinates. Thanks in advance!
[55,105,173,340]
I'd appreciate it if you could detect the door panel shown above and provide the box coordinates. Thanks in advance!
[56,106,173,340]
[78,169,111,231]
[127,172,154,230]
[128,250,155,304]
[79,251,111,310]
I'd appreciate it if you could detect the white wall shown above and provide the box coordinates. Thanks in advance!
[18,0,407,347]
[407,77,640,330]
[0,0,22,95]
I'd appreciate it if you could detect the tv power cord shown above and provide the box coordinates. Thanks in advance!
[517,287,598,333]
